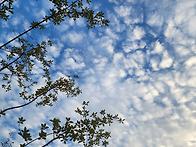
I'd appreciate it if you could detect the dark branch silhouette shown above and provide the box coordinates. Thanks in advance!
[0,0,77,50]
[42,137,58,147]
[0,1,78,74]
[0,72,37,76]
[0,19,48,50]
[1,97,37,114]
[0,52,24,72]
[0,1,118,146]
[25,133,53,146]
[1,85,54,114]
[0,0,7,6]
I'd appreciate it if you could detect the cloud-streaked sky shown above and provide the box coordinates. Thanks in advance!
[0,0,196,146]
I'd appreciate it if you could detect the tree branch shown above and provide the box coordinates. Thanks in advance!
[0,0,78,50]
[0,85,54,114]
[0,72,37,76]
[25,133,53,146]
[0,1,78,73]
[0,19,47,50]
[0,0,7,6]
[0,52,25,72]
[42,136,58,147]
[0,97,37,114]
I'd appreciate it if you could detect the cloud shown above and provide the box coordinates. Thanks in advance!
[159,50,173,68]
[147,12,164,27]
[1,0,196,146]
[62,31,84,44]
[174,0,196,37]
[114,5,131,17]
[58,48,85,71]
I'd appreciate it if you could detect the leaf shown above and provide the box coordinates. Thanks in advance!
[50,118,61,130]
[41,123,49,130]
[18,117,26,124]
[18,127,32,141]
[20,144,25,147]
[39,130,47,139]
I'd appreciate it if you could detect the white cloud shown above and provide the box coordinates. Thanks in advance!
[63,58,85,69]
[75,18,85,27]
[105,28,119,40]
[159,51,173,68]
[34,9,46,20]
[151,41,164,54]
[10,14,24,26]
[114,5,131,17]
[1,0,196,146]
[55,22,70,32]
[150,57,160,71]
[47,41,63,59]
[185,56,196,68]
[123,40,146,52]
[62,31,84,44]
[93,56,108,70]
[58,48,85,70]
[147,12,164,27]
[129,26,145,41]
[94,36,115,54]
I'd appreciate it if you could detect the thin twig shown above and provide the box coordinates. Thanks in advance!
[25,133,53,146]
[0,1,78,73]
[42,137,59,147]
[0,52,25,72]
[0,0,78,50]
[0,72,37,76]
[1,97,37,114]
[1,85,54,114]
[0,0,7,6]
[0,18,47,50]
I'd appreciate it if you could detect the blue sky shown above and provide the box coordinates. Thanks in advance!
[0,0,196,146]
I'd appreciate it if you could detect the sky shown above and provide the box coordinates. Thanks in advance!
[0,0,196,146]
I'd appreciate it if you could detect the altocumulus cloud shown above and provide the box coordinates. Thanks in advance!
[0,0,196,146]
